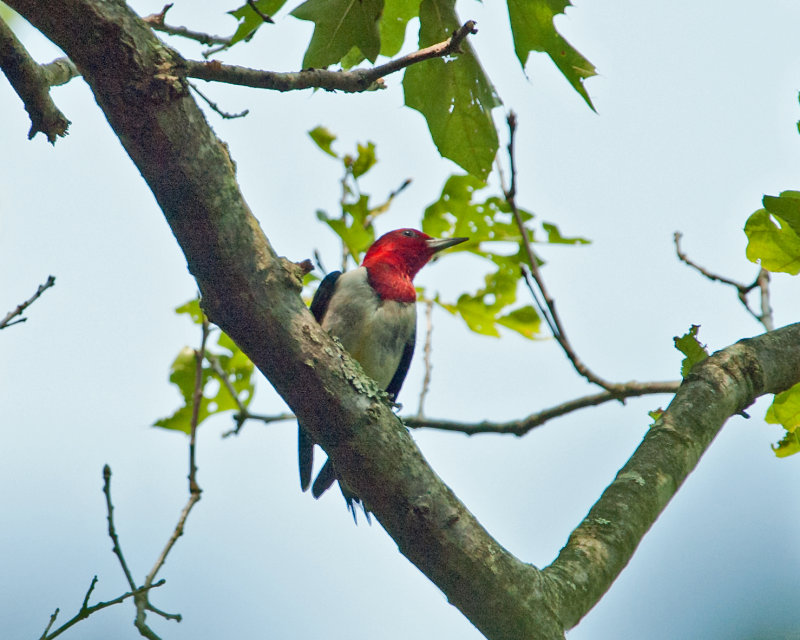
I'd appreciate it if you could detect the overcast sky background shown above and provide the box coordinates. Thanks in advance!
[2,1,800,639]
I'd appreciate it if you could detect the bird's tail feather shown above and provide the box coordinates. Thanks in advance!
[298,426,314,492]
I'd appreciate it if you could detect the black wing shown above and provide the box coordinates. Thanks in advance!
[386,326,416,400]
[310,270,341,321]
[298,271,342,491]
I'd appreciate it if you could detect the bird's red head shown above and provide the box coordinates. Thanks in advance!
[362,228,467,302]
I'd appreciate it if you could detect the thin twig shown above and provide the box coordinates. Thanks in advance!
[363,178,412,229]
[205,351,255,437]
[224,410,296,437]
[417,299,435,418]
[136,318,208,631]
[404,381,680,436]
[247,0,274,24]
[143,4,233,47]
[674,232,774,330]
[0,275,55,329]
[39,608,59,639]
[189,82,249,119]
[756,268,773,331]
[313,249,328,277]
[502,112,621,392]
[38,579,165,640]
[186,20,479,94]
[102,465,137,591]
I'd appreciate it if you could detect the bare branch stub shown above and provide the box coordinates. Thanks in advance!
[0,19,70,142]
[1,275,56,329]
[189,81,249,119]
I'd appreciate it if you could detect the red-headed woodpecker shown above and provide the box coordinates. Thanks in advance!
[299,228,468,517]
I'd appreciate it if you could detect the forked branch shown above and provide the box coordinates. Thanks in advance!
[502,112,667,395]
[674,231,774,330]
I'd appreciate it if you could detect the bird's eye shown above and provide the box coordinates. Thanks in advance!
[401,230,415,237]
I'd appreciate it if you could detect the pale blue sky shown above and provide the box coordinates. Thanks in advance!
[2,2,799,639]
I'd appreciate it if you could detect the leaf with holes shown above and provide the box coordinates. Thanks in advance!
[673,325,708,378]
[745,207,800,275]
[404,0,500,180]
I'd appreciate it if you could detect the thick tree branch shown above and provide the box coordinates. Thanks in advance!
[0,18,73,142]
[10,3,800,639]
[543,322,800,628]
[6,3,556,637]
[185,20,478,93]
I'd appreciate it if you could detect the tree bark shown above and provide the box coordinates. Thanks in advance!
[5,2,800,638]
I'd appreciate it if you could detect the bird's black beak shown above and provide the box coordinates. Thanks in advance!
[426,236,468,254]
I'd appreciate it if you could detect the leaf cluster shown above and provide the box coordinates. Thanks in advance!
[155,299,255,433]
[743,190,800,455]
[225,0,596,179]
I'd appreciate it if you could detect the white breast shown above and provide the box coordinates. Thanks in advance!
[322,267,416,389]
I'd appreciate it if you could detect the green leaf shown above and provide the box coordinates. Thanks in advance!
[422,173,586,340]
[317,204,375,261]
[541,221,590,245]
[766,382,800,432]
[155,347,205,433]
[350,142,377,178]
[507,0,596,109]
[497,305,541,339]
[228,0,287,46]
[214,332,256,409]
[403,0,500,180]
[381,0,418,56]
[673,324,709,378]
[154,305,256,434]
[308,126,338,157]
[763,191,800,236]
[745,208,800,275]
[292,0,384,68]
[339,46,366,70]
[175,298,204,324]
[772,430,800,458]
[441,263,540,340]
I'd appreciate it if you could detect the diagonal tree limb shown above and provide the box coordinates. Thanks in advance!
[8,2,800,639]
[543,322,800,627]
